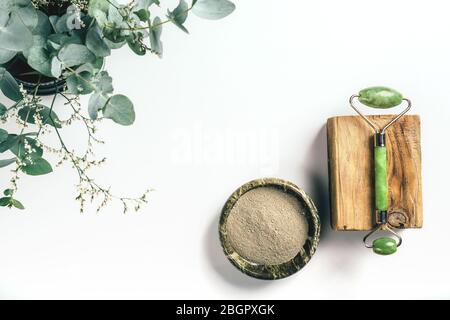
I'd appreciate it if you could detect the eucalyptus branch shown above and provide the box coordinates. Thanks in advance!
[1,0,234,212]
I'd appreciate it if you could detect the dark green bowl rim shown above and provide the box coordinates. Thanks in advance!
[219,178,321,280]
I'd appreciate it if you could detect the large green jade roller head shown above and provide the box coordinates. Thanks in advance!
[349,87,412,255]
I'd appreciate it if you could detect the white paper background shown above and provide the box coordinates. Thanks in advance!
[1,0,449,299]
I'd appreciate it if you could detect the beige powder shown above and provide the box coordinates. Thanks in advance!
[226,187,309,265]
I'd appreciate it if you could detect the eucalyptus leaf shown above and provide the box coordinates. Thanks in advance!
[75,63,95,75]
[135,9,150,22]
[0,0,31,11]
[27,45,53,77]
[192,0,235,20]
[96,71,114,94]
[10,137,43,159]
[103,38,126,49]
[0,11,9,28]
[133,0,160,12]
[88,0,110,27]
[0,157,16,168]
[58,44,95,67]
[108,5,124,25]
[11,198,25,210]
[50,56,62,78]
[0,48,16,64]
[103,94,136,126]
[4,189,13,196]
[0,134,19,153]
[22,34,47,59]
[47,33,68,50]
[15,5,39,30]
[21,157,53,176]
[88,92,108,120]
[103,26,127,44]
[0,197,11,207]
[167,0,190,34]
[127,35,146,56]
[54,13,71,33]
[0,12,33,51]
[66,72,95,95]
[18,105,62,128]
[48,15,58,32]
[149,17,163,56]
[88,0,111,15]
[92,58,105,72]
[0,128,8,143]
[0,67,22,102]
[86,24,111,57]
[32,10,52,36]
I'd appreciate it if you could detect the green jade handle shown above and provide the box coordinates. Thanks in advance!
[358,87,405,255]
[374,141,388,212]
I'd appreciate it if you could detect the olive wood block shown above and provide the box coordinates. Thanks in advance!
[327,115,422,231]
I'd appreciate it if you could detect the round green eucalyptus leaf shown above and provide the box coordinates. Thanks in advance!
[91,57,105,72]
[58,44,95,67]
[192,0,235,20]
[75,63,95,75]
[32,10,52,36]
[0,11,9,28]
[103,94,135,126]
[15,5,39,30]
[103,26,127,44]
[66,72,95,95]
[96,71,114,94]
[50,56,62,78]
[54,13,71,33]
[127,36,146,56]
[0,48,16,64]
[88,0,110,27]
[0,12,33,51]
[103,38,126,50]
[22,34,47,59]
[0,0,32,11]
[86,24,111,57]
[167,0,189,34]
[108,5,124,25]
[135,9,150,21]
[88,92,108,120]
[27,45,53,77]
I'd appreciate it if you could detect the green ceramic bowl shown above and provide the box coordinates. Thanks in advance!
[219,178,321,280]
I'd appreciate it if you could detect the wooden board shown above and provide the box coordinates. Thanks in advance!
[327,115,423,231]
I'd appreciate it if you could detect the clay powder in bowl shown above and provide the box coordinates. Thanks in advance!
[219,178,320,280]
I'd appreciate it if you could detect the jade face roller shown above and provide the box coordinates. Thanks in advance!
[349,87,411,255]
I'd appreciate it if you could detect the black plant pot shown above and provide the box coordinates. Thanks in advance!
[5,56,66,97]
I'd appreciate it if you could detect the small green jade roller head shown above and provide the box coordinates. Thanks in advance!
[349,87,411,255]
